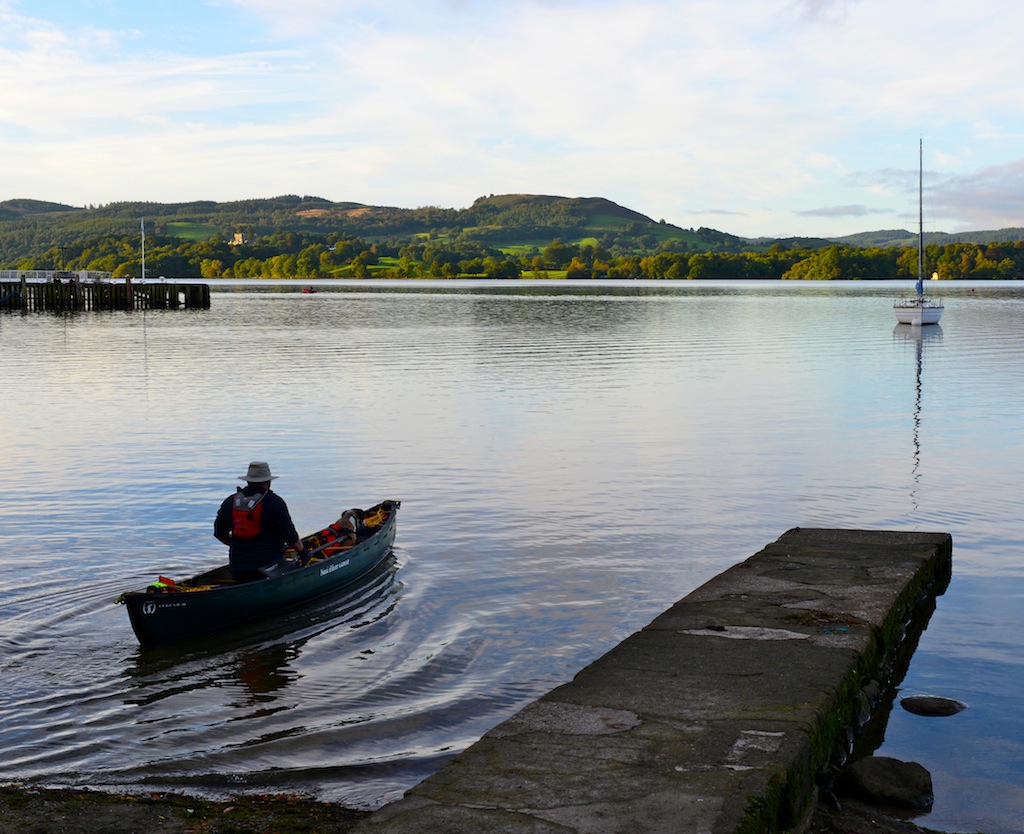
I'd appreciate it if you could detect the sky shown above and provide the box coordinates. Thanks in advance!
[2,0,1024,239]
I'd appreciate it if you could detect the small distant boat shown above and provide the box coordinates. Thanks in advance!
[894,140,943,326]
[118,500,400,646]
[302,286,318,294]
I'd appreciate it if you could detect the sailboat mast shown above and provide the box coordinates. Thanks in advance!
[917,140,924,293]
[141,218,146,281]
[894,139,943,323]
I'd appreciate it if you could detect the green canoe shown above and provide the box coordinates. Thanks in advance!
[119,499,400,646]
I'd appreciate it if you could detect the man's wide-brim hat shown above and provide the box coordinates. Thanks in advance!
[239,461,278,483]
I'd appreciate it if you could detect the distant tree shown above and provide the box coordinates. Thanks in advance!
[200,258,225,278]
[542,238,575,269]
[565,257,591,279]
[784,248,842,280]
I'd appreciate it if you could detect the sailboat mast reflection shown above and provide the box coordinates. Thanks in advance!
[895,323,942,513]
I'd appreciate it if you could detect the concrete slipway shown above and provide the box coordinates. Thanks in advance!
[353,528,952,834]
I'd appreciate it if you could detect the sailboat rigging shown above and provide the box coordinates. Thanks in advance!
[894,140,943,325]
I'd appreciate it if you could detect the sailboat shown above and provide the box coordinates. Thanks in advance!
[894,140,943,325]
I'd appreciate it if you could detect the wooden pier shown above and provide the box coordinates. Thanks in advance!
[1,271,210,313]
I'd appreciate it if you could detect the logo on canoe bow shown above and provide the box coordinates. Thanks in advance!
[320,559,351,576]
[141,600,187,614]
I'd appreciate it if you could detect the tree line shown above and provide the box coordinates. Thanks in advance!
[6,227,1024,280]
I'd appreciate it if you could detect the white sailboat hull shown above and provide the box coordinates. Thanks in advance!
[894,298,943,325]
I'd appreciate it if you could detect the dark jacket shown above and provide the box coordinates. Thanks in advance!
[215,485,299,579]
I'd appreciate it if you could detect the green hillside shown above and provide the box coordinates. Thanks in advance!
[3,193,1024,280]
[0,194,747,267]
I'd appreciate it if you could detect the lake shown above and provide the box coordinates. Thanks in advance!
[1,280,1022,833]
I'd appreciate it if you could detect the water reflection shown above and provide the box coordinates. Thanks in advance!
[235,644,299,702]
[892,324,943,514]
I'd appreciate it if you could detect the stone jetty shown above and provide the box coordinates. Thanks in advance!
[353,528,952,834]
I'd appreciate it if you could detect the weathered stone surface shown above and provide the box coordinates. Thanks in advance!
[836,756,934,810]
[353,529,952,834]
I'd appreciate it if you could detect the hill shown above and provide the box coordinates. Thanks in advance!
[832,227,1024,248]
[0,198,80,221]
[3,192,1024,274]
[0,193,766,267]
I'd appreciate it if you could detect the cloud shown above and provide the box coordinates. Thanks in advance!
[932,160,1024,230]
[792,0,863,22]
[798,205,893,219]
[3,0,1024,236]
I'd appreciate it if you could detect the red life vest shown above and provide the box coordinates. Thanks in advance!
[232,489,266,540]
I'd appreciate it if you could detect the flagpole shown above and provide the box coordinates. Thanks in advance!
[141,218,146,281]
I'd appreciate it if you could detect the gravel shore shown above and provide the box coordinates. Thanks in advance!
[0,785,977,834]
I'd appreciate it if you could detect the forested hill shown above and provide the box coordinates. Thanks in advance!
[3,193,1024,280]
[0,193,734,264]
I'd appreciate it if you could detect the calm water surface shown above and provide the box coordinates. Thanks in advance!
[1,280,1022,833]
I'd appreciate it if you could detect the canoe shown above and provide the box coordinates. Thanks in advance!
[118,499,400,646]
